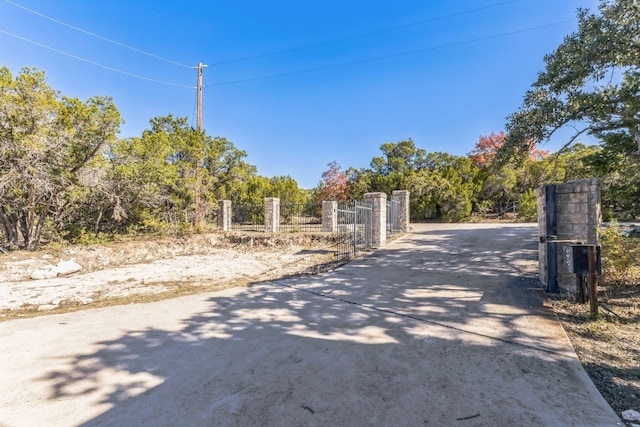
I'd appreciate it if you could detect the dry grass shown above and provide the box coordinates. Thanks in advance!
[552,283,640,419]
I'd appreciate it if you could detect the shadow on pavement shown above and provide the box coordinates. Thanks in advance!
[31,224,620,426]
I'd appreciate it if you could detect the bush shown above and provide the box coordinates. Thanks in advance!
[72,230,110,245]
[599,221,640,285]
[518,190,538,222]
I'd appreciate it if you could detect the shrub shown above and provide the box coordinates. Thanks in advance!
[518,190,538,222]
[599,221,640,285]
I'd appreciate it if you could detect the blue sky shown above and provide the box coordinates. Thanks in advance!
[1,0,599,188]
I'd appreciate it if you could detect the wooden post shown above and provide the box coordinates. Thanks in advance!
[576,274,586,304]
[195,62,206,226]
[588,245,598,316]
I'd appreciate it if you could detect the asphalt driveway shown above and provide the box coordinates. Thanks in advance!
[0,223,621,426]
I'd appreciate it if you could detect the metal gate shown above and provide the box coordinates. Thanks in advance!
[387,199,401,236]
[335,200,373,259]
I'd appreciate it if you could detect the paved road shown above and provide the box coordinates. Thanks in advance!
[0,223,621,426]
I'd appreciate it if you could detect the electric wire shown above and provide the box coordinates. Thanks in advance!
[3,0,193,69]
[211,19,576,87]
[211,0,522,66]
[0,28,196,89]
[1,0,546,90]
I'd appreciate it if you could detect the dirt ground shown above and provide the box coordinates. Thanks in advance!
[0,232,339,319]
[551,285,640,420]
[1,229,638,421]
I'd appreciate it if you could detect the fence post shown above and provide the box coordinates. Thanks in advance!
[322,201,338,232]
[264,197,280,233]
[218,200,232,231]
[364,192,387,248]
[392,190,410,233]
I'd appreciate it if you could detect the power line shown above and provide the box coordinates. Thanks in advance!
[211,19,576,87]
[0,28,196,89]
[3,0,193,69]
[211,0,522,66]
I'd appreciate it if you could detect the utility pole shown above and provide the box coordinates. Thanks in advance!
[195,62,207,226]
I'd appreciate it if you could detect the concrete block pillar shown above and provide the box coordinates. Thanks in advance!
[322,201,338,232]
[264,197,280,233]
[364,192,387,248]
[392,190,410,233]
[537,178,602,294]
[218,200,232,231]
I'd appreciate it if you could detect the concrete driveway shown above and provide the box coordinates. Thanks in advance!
[0,223,621,426]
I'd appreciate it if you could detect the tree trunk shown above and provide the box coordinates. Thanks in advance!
[0,206,20,249]
[94,208,103,236]
[23,198,54,251]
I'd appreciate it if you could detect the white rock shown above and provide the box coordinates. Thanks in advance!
[52,260,82,276]
[622,410,640,422]
[30,267,57,280]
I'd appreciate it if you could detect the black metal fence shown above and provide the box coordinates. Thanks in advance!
[231,204,264,232]
[335,200,373,259]
[231,202,323,232]
[280,202,323,232]
[230,199,387,260]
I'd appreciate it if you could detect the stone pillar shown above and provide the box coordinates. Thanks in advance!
[391,190,410,233]
[556,178,601,291]
[264,197,280,233]
[364,192,387,248]
[218,200,232,231]
[322,201,337,232]
[537,178,601,293]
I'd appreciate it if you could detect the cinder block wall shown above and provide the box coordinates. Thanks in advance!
[537,178,601,293]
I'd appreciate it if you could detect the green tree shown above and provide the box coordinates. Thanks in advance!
[505,0,640,154]
[104,116,258,234]
[502,0,640,217]
[202,136,256,203]
[103,115,202,234]
[348,140,478,221]
[0,67,120,249]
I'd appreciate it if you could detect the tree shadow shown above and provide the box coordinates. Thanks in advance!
[31,224,620,426]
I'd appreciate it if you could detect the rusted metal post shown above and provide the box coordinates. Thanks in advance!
[588,245,598,316]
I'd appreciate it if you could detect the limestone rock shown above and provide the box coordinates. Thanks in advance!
[30,260,82,280]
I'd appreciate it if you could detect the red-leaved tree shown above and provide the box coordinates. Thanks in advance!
[315,161,348,202]
[468,131,548,168]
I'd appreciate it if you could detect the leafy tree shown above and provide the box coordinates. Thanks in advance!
[202,136,256,203]
[471,131,548,168]
[469,132,508,168]
[103,116,259,233]
[0,67,120,249]
[236,175,306,206]
[502,0,640,218]
[314,161,348,202]
[102,115,203,234]
[503,0,640,157]
[583,134,640,219]
[348,140,478,221]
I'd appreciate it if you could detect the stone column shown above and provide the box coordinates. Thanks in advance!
[364,192,387,248]
[537,178,602,294]
[322,201,338,232]
[391,190,410,233]
[264,197,280,233]
[218,200,232,231]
